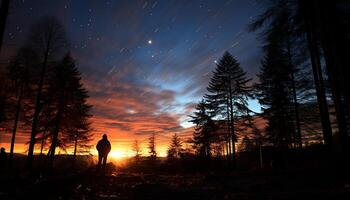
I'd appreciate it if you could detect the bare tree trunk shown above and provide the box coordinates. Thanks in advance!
[228,80,236,168]
[315,0,350,155]
[40,101,53,159]
[46,147,51,158]
[0,0,9,126]
[39,131,46,157]
[286,38,302,150]
[48,105,63,168]
[47,84,67,170]
[225,135,229,159]
[259,143,263,168]
[9,83,23,167]
[290,71,302,149]
[226,99,232,159]
[301,0,333,149]
[73,137,77,166]
[27,36,52,169]
[0,0,10,55]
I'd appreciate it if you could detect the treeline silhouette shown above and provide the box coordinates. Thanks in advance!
[0,0,349,174]
[0,16,93,171]
[187,0,350,170]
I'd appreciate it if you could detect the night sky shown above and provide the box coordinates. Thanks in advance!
[0,0,266,156]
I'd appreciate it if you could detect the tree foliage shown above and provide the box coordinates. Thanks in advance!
[167,133,183,159]
[148,133,157,158]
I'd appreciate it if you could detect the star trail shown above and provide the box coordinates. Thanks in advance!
[0,0,265,155]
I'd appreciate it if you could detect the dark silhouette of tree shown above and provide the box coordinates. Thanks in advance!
[26,16,68,168]
[251,122,265,168]
[205,52,252,166]
[0,69,6,125]
[249,0,333,150]
[190,99,216,158]
[296,0,334,150]
[0,0,10,55]
[36,75,64,160]
[248,0,293,149]
[46,53,92,167]
[37,102,54,159]
[299,0,350,155]
[167,133,183,159]
[6,47,39,166]
[0,0,10,124]
[255,39,295,148]
[132,139,141,158]
[148,133,157,158]
[65,105,93,165]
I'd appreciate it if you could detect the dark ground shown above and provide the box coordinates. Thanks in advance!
[1,149,350,200]
[70,168,350,200]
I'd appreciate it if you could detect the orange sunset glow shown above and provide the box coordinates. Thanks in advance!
[1,0,350,199]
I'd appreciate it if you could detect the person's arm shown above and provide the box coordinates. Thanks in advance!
[96,141,101,151]
[107,141,111,153]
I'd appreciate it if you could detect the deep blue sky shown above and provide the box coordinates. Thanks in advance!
[1,0,266,150]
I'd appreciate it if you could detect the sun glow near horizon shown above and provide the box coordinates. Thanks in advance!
[109,150,129,159]
[94,145,169,160]
[0,139,173,159]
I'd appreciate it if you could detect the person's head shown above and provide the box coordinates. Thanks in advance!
[102,134,107,140]
[0,147,5,153]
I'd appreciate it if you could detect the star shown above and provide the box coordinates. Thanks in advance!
[148,40,153,44]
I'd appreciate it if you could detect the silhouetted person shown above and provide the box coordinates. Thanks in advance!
[0,147,7,169]
[96,134,111,173]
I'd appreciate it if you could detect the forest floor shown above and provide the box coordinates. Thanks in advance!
[1,152,350,200]
[70,169,350,200]
[1,163,350,200]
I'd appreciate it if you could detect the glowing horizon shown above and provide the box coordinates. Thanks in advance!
[0,136,180,158]
[0,0,264,158]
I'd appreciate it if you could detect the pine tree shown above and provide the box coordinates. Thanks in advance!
[249,0,336,150]
[46,53,92,167]
[190,99,216,158]
[299,0,350,154]
[132,139,141,158]
[255,39,295,148]
[26,16,68,168]
[65,104,93,164]
[167,133,183,159]
[205,52,252,165]
[6,47,39,166]
[148,133,157,158]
